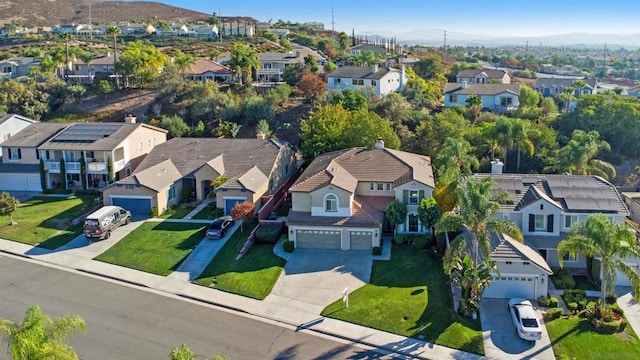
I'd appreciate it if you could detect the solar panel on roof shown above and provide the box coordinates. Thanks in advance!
[564,197,622,212]
[550,186,612,199]
[52,124,122,143]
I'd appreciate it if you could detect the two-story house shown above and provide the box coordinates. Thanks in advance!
[185,24,219,37]
[286,140,435,251]
[327,64,407,97]
[0,57,41,79]
[455,69,511,84]
[534,78,597,98]
[444,82,520,112]
[102,137,299,217]
[52,24,83,34]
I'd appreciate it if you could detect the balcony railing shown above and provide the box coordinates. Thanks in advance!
[114,159,125,170]
[87,162,107,172]
[48,162,60,173]
[66,162,81,171]
[257,68,283,75]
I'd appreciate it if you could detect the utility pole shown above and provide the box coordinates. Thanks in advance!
[603,43,607,77]
[331,7,335,41]
[89,1,92,42]
[525,40,529,70]
[219,8,222,43]
[443,30,447,63]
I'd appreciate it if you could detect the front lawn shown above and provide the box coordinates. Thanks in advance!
[157,204,196,219]
[194,220,286,300]
[321,244,484,355]
[0,195,99,249]
[94,222,206,276]
[546,315,640,359]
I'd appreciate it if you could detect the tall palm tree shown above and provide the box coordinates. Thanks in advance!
[558,214,640,314]
[434,137,479,175]
[447,253,496,316]
[106,26,121,88]
[59,32,74,81]
[0,305,86,360]
[172,50,195,74]
[436,176,523,265]
[552,129,615,180]
[228,42,260,85]
[488,117,534,172]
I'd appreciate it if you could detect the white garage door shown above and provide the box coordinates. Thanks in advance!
[0,174,42,191]
[615,263,640,286]
[350,231,373,251]
[296,229,341,249]
[482,275,537,299]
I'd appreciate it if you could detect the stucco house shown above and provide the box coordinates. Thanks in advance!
[286,139,435,251]
[444,83,520,112]
[0,57,41,79]
[184,59,233,82]
[456,68,511,84]
[102,137,299,217]
[327,64,407,97]
[534,78,597,98]
[0,114,37,150]
[349,44,388,57]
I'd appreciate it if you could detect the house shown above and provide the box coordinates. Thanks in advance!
[0,57,41,79]
[455,68,511,84]
[444,83,520,112]
[183,59,233,82]
[270,29,290,38]
[349,44,388,57]
[304,22,325,31]
[220,22,255,37]
[77,25,105,36]
[0,114,38,157]
[102,137,299,217]
[534,78,597,98]
[0,122,68,191]
[156,24,189,36]
[471,170,631,287]
[327,64,407,97]
[185,24,218,37]
[286,139,435,251]
[52,24,83,34]
[118,23,155,35]
[66,53,117,82]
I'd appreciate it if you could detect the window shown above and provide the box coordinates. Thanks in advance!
[408,190,419,205]
[325,194,338,212]
[9,148,20,160]
[501,97,513,107]
[335,78,341,84]
[377,183,384,191]
[371,80,376,86]
[86,151,94,159]
[386,183,391,191]
[370,183,374,190]
[565,215,578,228]
[534,214,545,230]
[1,66,11,73]
[449,95,457,102]
[167,185,176,201]
[563,253,577,262]
[352,79,364,86]
[139,142,143,151]
[408,213,419,232]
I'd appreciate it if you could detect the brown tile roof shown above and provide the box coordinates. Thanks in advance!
[290,147,434,193]
[186,59,232,75]
[286,199,382,228]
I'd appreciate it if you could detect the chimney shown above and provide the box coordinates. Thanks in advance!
[374,138,384,149]
[491,159,504,174]
[256,132,266,140]
[369,63,379,73]
[124,114,137,124]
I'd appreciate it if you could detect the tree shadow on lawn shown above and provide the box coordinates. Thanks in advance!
[36,196,99,230]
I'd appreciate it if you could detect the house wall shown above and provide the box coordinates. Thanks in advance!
[103,184,159,210]
[521,199,563,237]
[216,189,259,210]
[2,146,39,164]
[291,192,311,212]
[496,259,548,275]
[117,126,167,173]
[310,185,352,217]
[379,71,405,96]
[355,181,395,197]
[394,182,434,234]
[193,165,221,200]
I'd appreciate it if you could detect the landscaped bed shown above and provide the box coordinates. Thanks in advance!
[94,222,206,276]
[0,195,99,250]
[194,220,286,300]
[321,243,484,355]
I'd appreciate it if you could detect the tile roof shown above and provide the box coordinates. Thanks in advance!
[290,146,434,193]
[39,123,167,151]
[1,123,68,148]
[186,59,232,75]
[286,198,383,228]
[327,65,398,80]
[117,159,182,191]
[444,83,520,96]
[223,165,268,193]
[470,173,628,214]
[89,54,116,66]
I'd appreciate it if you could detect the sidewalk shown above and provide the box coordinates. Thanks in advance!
[0,231,482,360]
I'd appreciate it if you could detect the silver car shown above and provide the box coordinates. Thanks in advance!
[508,298,543,341]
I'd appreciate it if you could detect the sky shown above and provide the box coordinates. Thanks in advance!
[149,1,640,41]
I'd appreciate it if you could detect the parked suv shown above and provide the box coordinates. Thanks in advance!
[83,206,131,240]
[206,216,234,238]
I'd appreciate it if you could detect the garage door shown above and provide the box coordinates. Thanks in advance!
[482,275,537,299]
[350,231,373,251]
[225,198,246,215]
[0,174,42,191]
[111,197,152,218]
[296,229,341,249]
[615,263,640,286]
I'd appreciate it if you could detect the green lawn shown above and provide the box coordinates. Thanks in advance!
[0,195,99,250]
[546,315,640,359]
[194,220,286,300]
[192,205,217,220]
[157,204,196,219]
[321,244,484,355]
[94,222,206,276]
[574,276,600,291]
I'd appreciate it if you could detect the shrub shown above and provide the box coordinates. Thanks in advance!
[553,269,576,289]
[283,240,295,253]
[607,303,624,316]
[150,207,158,217]
[592,318,626,333]
[255,223,283,243]
[543,308,563,321]
[435,233,447,252]
[372,246,382,255]
[393,234,408,244]
[567,302,578,313]
[412,235,430,250]
[75,189,102,196]
[42,188,72,194]
[538,296,558,308]
[563,289,586,304]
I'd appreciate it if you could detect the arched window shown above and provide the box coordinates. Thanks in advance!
[325,194,338,212]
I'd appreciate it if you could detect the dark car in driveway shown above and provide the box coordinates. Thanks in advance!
[206,216,234,238]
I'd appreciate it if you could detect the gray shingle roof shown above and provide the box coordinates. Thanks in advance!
[290,146,434,193]
[0,114,37,126]
[456,68,508,79]
[471,173,628,214]
[223,165,268,193]
[1,123,68,148]
[39,123,167,151]
[117,159,182,191]
[327,66,398,80]
[444,83,520,96]
[535,78,597,89]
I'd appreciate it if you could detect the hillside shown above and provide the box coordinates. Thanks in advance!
[0,0,209,27]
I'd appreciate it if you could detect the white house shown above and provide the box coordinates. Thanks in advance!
[327,64,407,97]
[444,83,520,113]
[0,114,37,156]
[456,68,511,84]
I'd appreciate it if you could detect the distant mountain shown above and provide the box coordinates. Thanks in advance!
[0,0,209,27]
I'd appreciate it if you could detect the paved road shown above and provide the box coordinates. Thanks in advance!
[0,254,390,360]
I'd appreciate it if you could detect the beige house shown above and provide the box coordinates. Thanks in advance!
[287,140,435,251]
[102,137,299,217]
[184,59,233,82]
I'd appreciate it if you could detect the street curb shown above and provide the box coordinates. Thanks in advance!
[0,248,32,259]
[76,269,150,288]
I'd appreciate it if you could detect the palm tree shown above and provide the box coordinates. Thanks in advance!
[434,137,479,176]
[172,50,195,74]
[558,214,640,314]
[106,26,121,88]
[552,129,615,180]
[0,305,86,360]
[59,32,74,81]
[228,43,260,85]
[488,117,534,172]
[447,253,496,316]
[436,176,523,265]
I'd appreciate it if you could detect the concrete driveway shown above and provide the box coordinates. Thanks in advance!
[265,249,373,314]
[480,299,555,360]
